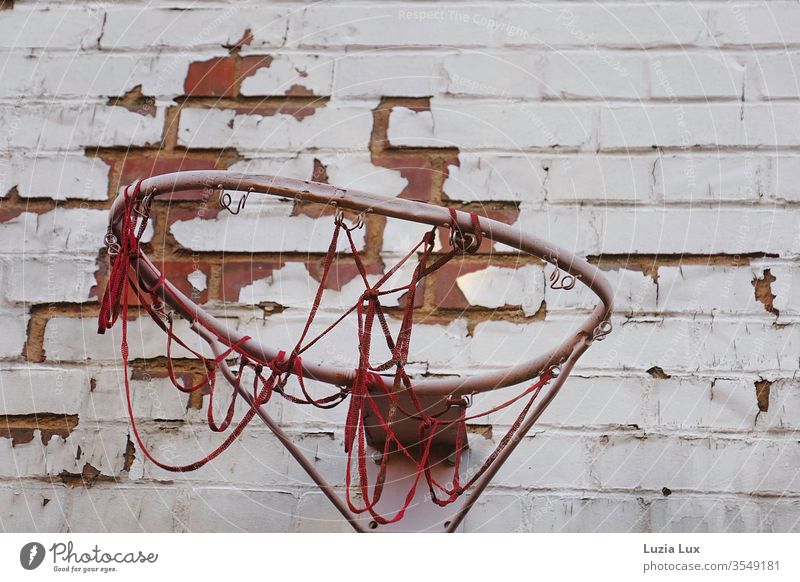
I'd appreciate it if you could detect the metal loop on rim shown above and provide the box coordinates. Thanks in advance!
[446,394,473,408]
[334,207,369,231]
[549,266,578,291]
[592,320,613,341]
[152,299,174,323]
[104,230,120,256]
[219,187,252,216]
[133,190,154,218]
[449,226,479,254]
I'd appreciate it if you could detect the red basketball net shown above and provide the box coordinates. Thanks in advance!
[99,182,554,525]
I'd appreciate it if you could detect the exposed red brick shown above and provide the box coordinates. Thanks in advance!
[130,366,194,388]
[224,28,254,53]
[228,102,319,122]
[0,414,80,446]
[147,260,212,305]
[184,56,237,97]
[284,84,316,97]
[752,269,779,316]
[373,154,434,202]
[97,260,212,308]
[0,207,25,222]
[755,379,772,412]
[429,261,491,310]
[307,258,383,291]
[108,85,157,117]
[311,158,329,184]
[221,261,284,303]
[439,152,462,200]
[240,55,273,84]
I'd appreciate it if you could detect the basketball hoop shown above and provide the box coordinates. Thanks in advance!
[98,171,613,532]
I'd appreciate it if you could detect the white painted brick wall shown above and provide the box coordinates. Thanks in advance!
[1,1,798,534]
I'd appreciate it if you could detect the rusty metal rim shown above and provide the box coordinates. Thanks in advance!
[109,170,614,397]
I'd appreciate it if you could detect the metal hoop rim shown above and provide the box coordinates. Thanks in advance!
[109,170,614,397]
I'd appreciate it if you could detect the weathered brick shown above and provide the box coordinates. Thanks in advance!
[0,209,108,255]
[0,54,189,100]
[389,102,595,150]
[543,52,647,100]
[184,56,238,98]
[544,267,657,314]
[169,210,366,253]
[527,494,648,533]
[0,486,69,532]
[3,256,98,304]
[0,105,165,150]
[0,6,103,49]
[470,318,800,373]
[657,265,768,315]
[431,262,544,315]
[0,154,109,200]
[546,155,655,203]
[594,434,800,494]
[186,488,295,533]
[443,53,542,99]
[649,54,745,99]
[2,0,799,535]
[513,205,800,256]
[44,316,216,362]
[443,154,546,202]
[708,3,800,46]
[483,432,589,489]
[750,51,800,99]
[462,494,524,533]
[288,5,498,48]
[0,425,130,479]
[649,496,752,533]
[655,155,766,202]
[66,487,180,532]
[600,104,800,150]
[137,428,290,486]
[335,54,441,98]
[178,104,374,152]
[0,367,87,415]
[316,154,407,197]
[242,54,333,97]
[87,369,190,422]
[102,7,289,49]
[650,377,760,431]
[372,154,435,201]
[504,4,711,47]
[0,309,28,359]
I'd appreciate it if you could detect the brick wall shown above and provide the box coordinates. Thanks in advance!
[1,1,799,533]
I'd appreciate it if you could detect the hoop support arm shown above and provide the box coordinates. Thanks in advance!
[444,338,588,532]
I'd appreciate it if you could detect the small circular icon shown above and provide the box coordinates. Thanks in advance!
[20,542,45,570]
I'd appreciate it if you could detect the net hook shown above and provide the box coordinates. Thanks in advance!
[592,320,613,341]
[219,187,252,216]
[133,190,154,218]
